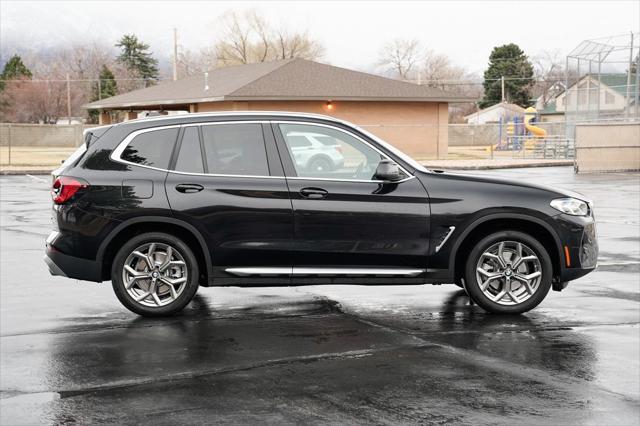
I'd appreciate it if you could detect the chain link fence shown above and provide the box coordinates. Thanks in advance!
[0,123,95,168]
[1,121,580,170]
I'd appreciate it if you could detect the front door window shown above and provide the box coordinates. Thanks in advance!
[278,123,401,181]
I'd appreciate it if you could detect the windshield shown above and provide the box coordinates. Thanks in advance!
[353,125,430,173]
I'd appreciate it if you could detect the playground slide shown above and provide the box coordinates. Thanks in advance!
[524,106,546,137]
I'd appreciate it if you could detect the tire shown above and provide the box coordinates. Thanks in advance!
[111,232,199,317]
[307,157,333,173]
[464,230,552,314]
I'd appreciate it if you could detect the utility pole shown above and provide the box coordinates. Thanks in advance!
[635,40,640,117]
[625,31,634,118]
[66,73,71,124]
[173,27,178,81]
[501,75,505,102]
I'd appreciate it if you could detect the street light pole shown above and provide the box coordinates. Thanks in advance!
[66,73,71,124]
[173,28,178,81]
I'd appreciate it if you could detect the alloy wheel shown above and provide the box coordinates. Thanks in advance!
[475,240,542,306]
[122,242,188,307]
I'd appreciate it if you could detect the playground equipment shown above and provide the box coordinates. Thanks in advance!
[524,106,546,141]
[489,106,574,159]
[494,107,546,151]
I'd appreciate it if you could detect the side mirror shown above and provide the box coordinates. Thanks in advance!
[374,160,402,182]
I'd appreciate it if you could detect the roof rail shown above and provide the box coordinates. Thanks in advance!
[120,111,347,126]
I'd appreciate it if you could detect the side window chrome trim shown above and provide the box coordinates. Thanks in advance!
[167,170,286,179]
[110,119,417,184]
[273,120,415,183]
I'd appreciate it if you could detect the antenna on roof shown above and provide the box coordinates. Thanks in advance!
[204,72,209,91]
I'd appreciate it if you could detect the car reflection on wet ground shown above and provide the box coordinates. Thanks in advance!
[1,167,639,425]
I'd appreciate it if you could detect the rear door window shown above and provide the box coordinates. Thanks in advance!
[174,127,204,173]
[121,127,179,169]
[201,123,269,176]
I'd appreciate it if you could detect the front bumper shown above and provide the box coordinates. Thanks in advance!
[554,213,598,286]
[44,242,102,282]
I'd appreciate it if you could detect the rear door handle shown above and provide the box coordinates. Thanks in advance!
[300,187,328,199]
[175,183,204,193]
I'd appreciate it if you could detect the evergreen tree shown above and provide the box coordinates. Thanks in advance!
[115,34,159,86]
[89,65,118,122]
[0,55,32,91]
[96,65,118,99]
[479,44,534,108]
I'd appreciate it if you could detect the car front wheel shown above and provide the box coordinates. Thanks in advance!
[111,232,199,317]
[464,230,552,314]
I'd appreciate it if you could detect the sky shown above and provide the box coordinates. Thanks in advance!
[2,0,639,76]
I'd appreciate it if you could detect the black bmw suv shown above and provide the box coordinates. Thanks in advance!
[45,112,598,316]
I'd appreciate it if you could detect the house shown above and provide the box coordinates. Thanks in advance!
[538,101,565,122]
[535,81,566,122]
[535,81,566,112]
[464,102,525,125]
[83,58,474,158]
[554,73,638,117]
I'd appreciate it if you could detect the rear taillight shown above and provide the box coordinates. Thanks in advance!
[51,176,89,204]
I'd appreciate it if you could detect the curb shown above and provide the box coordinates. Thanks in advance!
[1,169,53,175]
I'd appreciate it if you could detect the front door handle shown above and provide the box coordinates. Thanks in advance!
[300,187,328,199]
[175,183,204,193]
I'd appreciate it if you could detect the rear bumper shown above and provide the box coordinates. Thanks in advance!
[44,244,102,282]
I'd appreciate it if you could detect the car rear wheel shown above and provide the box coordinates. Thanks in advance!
[111,232,199,317]
[464,230,552,314]
[307,157,333,173]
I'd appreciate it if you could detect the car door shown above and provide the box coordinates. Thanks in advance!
[165,121,293,283]
[272,121,430,281]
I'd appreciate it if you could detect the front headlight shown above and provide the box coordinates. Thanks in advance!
[550,197,589,216]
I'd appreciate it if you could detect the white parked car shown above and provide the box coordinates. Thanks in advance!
[285,131,345,172]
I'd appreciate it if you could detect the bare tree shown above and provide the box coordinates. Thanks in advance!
[249,10,271,62]
[420,49,482,96]
[377,38,423,80]
[2,43,120,122]
[215,11,253,65]
[1,78,72,123]
[272,27,325,60]
[531,49,566,106]
[214,9,325,66]
[63,42,115,80]
[421,50,470,87]
[376,40,483,123]
[177,47,217,78]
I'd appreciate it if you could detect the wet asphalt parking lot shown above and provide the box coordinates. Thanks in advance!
[1,166,639,425]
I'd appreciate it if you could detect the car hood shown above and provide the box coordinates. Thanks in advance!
[425,169,592,203]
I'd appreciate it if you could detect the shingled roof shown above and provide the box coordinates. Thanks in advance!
[84,58,474,110]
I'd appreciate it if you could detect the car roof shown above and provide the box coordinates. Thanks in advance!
[287,131,335,138]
